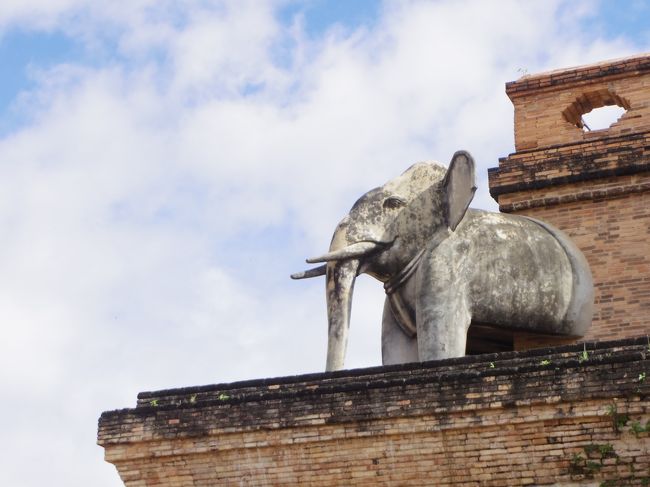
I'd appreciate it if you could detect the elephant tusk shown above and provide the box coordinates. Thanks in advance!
[306,240,388,264]
[290,265,327,280]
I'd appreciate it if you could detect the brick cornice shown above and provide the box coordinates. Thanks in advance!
[506,52,650,99]
[488,131,650,199]
[498,180,650,213]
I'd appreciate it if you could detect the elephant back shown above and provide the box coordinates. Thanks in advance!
[520,216,594,336]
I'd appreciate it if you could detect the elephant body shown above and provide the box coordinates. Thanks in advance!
[381,209,593,365]
[292,151,594,371]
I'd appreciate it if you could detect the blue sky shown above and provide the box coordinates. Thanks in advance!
[0,1,648,485]
[0,1,379,114]
[2,1,648,133]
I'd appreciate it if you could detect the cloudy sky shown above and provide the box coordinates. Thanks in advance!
[0,0,648,485]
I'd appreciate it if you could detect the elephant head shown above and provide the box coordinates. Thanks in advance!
[292,151,476,371]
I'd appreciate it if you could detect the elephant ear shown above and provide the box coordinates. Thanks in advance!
[442,150,477,231]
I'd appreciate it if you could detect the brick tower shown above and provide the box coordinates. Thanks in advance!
[488,53,650,350]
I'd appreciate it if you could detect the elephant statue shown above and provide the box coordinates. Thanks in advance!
[292,151,593,371]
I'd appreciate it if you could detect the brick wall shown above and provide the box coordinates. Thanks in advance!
[98,338,650,486]
[506,54,650,151]
[489,54,650,350]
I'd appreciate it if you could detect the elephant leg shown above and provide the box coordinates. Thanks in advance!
[381,298,419,365]
[416,295,471,362]
[415,249,471,362]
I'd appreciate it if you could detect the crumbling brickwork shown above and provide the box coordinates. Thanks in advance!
[98,338,650,486]
[505,55,650,151]
[488,54,650,350]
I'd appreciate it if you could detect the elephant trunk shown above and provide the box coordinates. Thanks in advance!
[325,258,360,371]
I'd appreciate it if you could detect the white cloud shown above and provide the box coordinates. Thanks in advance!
[0,0,84,31]
[0,1,646,485]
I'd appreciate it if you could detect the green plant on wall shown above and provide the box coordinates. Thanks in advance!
[629,420,650,437]
[596,443,614,456]
[583,443,616,460]
[569,453,585,475]
[569,450,601,479]
[569,412,650,486]
[605,403,629,433]
[569,444,616,480]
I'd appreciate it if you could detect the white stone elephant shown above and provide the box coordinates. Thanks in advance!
[292,151,593,371]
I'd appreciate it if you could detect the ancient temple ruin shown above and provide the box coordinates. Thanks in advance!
[98,53,650,486]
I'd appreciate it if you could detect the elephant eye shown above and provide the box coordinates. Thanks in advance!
[383,196,406,209]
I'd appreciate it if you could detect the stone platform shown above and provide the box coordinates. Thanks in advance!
[98,337,650,486]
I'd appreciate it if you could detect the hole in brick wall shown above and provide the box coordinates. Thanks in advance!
[562,90,630,132]
[581,105,627,131]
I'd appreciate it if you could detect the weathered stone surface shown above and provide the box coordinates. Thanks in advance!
[294,151,593,371]
[98,337,650,486]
